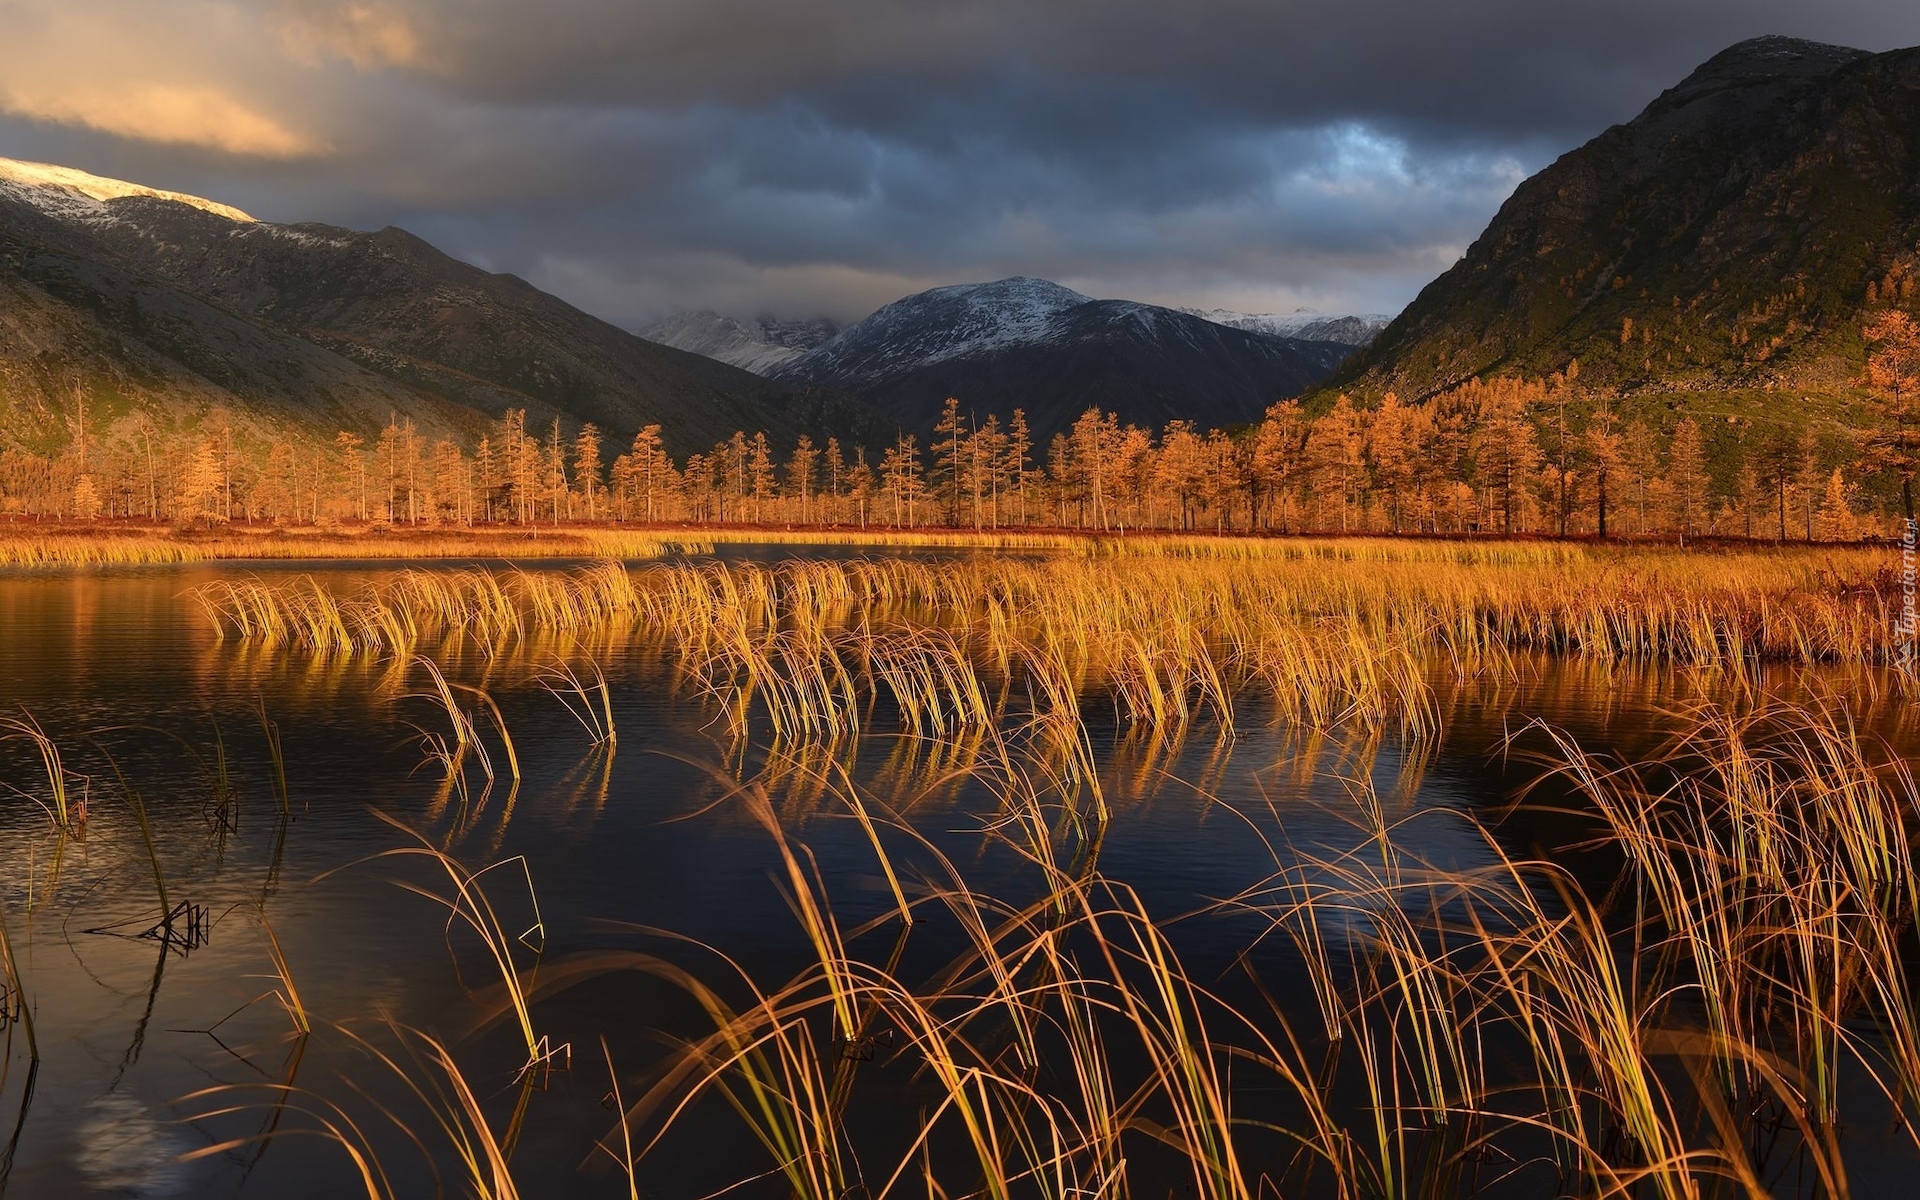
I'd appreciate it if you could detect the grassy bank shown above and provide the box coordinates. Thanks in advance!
[1,520,1909,568]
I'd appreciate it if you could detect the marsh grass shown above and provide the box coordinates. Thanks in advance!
[399,657,520,786]
[0,528,205,568]
[0,712,79,828]
[181,1020,517,1200]
[191,546,1899,793]
[258,910,310,1037]
[253,698,292,816]
[0,907,36,1063]
[344,814,563,1080]
[6,523,1317,570]
[158,690,1920,1200]
[593,708,1920,1196]
[531,659,616,745]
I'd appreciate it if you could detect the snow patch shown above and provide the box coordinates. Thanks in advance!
[1182,307,1391,346]
[0,156,255,223]
[254,224,354,249]
[640,310,840,376]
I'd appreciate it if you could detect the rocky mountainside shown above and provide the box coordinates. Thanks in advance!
[0,157,873,457]
[772,277,1355,441]
[1180,308,1391,346]
[1333,36,1920,405]
[638,311,841,375]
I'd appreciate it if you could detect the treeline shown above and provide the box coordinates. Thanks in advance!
[5,314,1916,540]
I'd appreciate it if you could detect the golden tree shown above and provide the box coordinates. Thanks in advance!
[1665,418,1710,544]
[1583,401,1625,539]
[1365,392,1427,533]
[1470,388,1542,535]
[572,424,603,521]
[1251,399,1309,531]
[785,435,819,524]
[1864,310,1919,522]
[1306,395,1365,532]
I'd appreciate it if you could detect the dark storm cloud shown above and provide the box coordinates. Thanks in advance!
[3,0,1917,323]
[323,0,1915,141]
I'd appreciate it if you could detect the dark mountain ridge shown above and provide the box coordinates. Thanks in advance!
[1333,35,1920,407]
[0,159,876,458]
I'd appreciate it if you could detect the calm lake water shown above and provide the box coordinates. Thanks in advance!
[0,555,1909,1198]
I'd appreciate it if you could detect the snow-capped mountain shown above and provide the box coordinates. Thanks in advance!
[1181,308,1392,347]
[775,277,1092,390]
[638,310,840,376]
[772,277,1357,441]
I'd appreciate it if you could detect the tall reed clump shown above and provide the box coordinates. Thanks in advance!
[181,1020,534,1200]
[1521,697,1920,1148]
[570,780,1295,1200]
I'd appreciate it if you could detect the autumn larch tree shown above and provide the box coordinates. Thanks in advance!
[962,416,1005,530]
[1005,410,1032,526]
[1307,395,1364,532]
[880,435,923,528]
[1251,400,1309,532]
[1753,426,1808,544]
[1864,310,1920,523]
[823,438,846,523]
[847,448,875,529]
[748,432,775,522]
[1583,399,1624,540]
[1666,418,1709,545]
[1365,393,1424,533]
[573,424,603,521]
[786,435,818,524]
[1469,388,1542,535]
[932,397,966,525]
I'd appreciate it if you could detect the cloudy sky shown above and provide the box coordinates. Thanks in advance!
[2,1,1916,327]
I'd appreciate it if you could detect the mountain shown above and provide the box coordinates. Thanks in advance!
[771,277,1356,441]
[0,157,875,458]
[638,311,841,376]
[1181,308,1391,347]
[1334,36,1920,406]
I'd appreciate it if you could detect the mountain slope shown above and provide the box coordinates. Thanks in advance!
[0,157,875,457]
[774,278,1354,440]
[1180,308,1391,346]
[0,171,480,453]
[638,311,841,375]
[1333,36,1920,403]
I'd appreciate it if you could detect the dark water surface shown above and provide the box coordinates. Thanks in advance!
[0,559,1908,1197]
